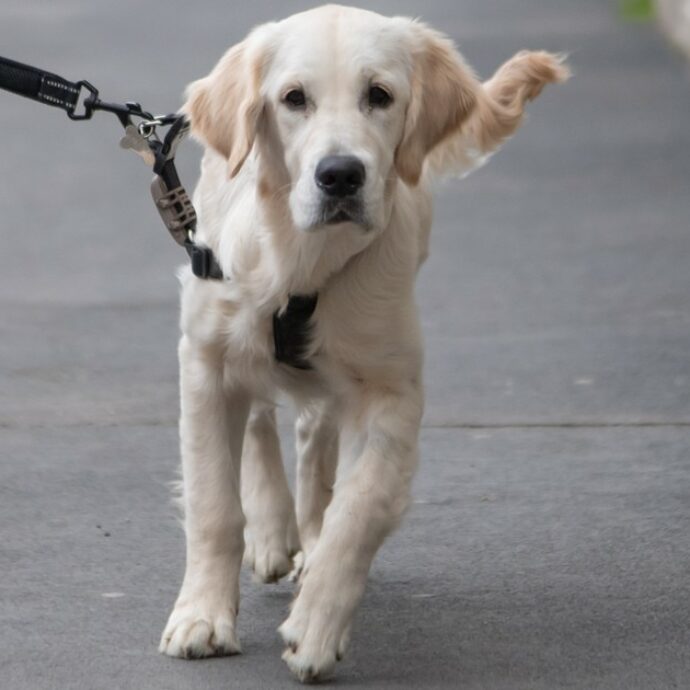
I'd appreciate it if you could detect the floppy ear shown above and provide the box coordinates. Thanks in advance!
[471,51,570,153]
[395,27,481,186]
[182,31,270,178]
[428,50,570,178]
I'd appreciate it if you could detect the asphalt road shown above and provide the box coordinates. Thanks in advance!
[1,1,689,689]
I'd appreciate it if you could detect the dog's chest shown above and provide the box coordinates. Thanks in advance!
[210,292,322,384]
[222,295,317,366]
[220,298,273,363]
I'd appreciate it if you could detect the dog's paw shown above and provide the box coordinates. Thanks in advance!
[244,516,300,584]
[280,622,336,683]
[287,550,305,583]
[159,600,241,659]
[278,589,351,683]
[244,538,293,583]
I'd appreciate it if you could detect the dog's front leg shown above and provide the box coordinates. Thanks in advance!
[160,336,250,659]
[242,404,300,583]
[294,400,339,559]
[280,381,423,682]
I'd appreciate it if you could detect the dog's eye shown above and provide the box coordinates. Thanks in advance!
[284,89,307,108]
[368,85,392,109]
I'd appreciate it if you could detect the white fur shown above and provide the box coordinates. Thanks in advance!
[158,4,567,682]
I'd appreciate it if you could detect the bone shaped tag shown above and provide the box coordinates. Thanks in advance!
[119,125,155,167]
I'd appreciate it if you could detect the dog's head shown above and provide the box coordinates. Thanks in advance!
[184,5,567,234]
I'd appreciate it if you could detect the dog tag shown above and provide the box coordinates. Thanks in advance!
[119,125,155,166]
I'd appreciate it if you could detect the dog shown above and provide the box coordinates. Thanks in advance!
[158,4,568,682]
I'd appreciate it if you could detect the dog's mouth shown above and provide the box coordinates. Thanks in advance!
[319,199,366,227]
[328,209,353,223]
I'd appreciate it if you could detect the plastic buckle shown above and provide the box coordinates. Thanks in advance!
[150,176,197,246]
[67,80,98,120]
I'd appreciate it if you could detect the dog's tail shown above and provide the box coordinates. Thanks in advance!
[427,51,571,179]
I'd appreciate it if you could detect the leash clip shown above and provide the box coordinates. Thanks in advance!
[67,80,98,121]
[137,118,164,139]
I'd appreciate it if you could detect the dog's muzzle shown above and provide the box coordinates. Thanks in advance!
[314,155,366,225]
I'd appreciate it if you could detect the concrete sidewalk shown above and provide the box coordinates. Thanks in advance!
[1,1,689,689]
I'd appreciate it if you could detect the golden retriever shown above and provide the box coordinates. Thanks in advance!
[158,4,568,682]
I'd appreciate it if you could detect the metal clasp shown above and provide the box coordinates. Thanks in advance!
[67,80,98,120]
[137,118,164,139]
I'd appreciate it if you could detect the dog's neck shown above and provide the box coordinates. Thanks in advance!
[259,194,376,298]
[195,150,393,307]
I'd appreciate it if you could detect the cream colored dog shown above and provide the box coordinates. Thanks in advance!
[159,4,568,682]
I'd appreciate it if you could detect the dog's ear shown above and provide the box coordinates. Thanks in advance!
[183,28,273,178]
[427,50,570,178]
[396,25,570,185]
[395,26,480,186]
[471,51,570,154]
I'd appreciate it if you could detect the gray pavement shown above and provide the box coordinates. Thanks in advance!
[1,1,689,689]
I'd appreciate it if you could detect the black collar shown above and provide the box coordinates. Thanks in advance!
[186,242,225,280]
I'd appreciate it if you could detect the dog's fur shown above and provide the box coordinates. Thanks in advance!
[158,5,568,682]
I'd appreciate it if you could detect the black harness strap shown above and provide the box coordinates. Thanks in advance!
[273,294,319,370]
[0,54,318,370]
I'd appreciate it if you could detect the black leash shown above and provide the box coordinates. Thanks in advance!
[0,54,222,279]
[0,55,317,369]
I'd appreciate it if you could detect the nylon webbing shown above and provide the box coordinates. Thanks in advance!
[0,56,81,114]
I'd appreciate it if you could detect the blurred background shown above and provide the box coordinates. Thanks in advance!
[1,2,688,689]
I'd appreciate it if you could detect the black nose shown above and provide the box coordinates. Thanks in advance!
[315,155,366,197]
